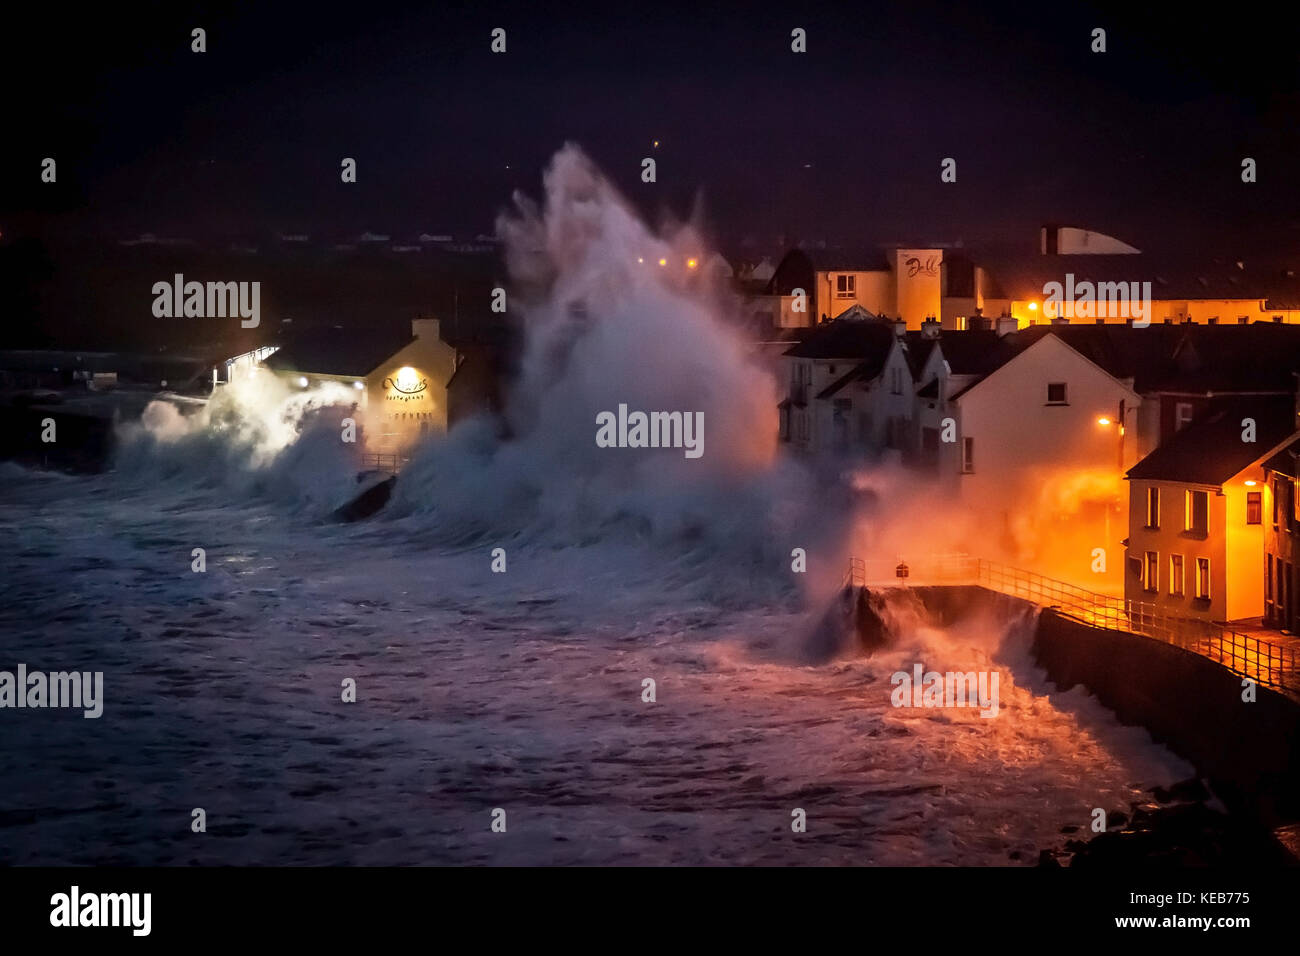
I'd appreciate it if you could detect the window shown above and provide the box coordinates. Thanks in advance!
[1170,554,1184,596]
[1174,402,1194,432]
[1145,487,1160,529]
[1195,557,1211,600]
[1208,316,1219,325]
[1238,316,1249,325]
[962,437,975,473]
[835,274,856,298]
[1144,551,1159,592]
[827,364,836,375]
[955,316,968,331]
[1247,491,1262,525]
[1274,315,1284,323]
[1185,490,1208,535]
[1046,382,1067,405]
[1268,553,1275,601]
[890,367,903,395]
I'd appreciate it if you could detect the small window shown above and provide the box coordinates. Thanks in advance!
[1144,551,1159,593]
[1238,316,1249,325]
[1185,490,1208,535]
[1046,382,1067,405]
[827,364,836,375]
[836,274,856,297]
[1195,557,1211,600]
[1208,316,1219,325]
[962,437,975,473]
[1247,491,1262,525]
[955,316,968,331]
[1174,402,1194,432]
[1146,487,1160,529]
[1274,315,1284,323]
[1169,554,1184,597]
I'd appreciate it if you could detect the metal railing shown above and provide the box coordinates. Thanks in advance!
[843,554,1300,696]
[360,452,406,473]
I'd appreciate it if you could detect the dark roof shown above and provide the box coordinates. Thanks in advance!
[783,318,898,360]
[1126,395,1297,484]
[916,379,940,399]
[931,330,1011,375]
[1264,441,1300,477]
[263,327,414,377]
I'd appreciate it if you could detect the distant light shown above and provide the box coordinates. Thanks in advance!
[653,140,660,148]
[637,257,644,264]
[686,258,698,270]
[1028,302,1038,311]
[1245,479,1258,486]
[658,258,667,267]
[1097,417,1111,426]
[353,381,364,390]
[297,376,308,388]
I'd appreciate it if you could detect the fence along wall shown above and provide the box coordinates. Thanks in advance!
[1033,607,1300,823]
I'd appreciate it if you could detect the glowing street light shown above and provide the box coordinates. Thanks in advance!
[658,258,667,267]
[1097,417,1111,426]
[686,258,698,270]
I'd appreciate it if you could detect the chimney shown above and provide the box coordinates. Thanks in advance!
[894,318,907,338]
[920,317,941,339]
[411,317,441,340]
[995,316,1018,337]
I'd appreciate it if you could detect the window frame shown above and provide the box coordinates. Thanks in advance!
[1046,382,1068,405]
[1169,554,1184,597]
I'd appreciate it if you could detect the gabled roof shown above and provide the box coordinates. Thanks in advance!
[263,327,415,377]
[783,318,899,360]
[1126,395,1298,485]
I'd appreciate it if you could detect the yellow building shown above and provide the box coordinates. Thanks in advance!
[264,317,458,460]
[1125,395,1299,624]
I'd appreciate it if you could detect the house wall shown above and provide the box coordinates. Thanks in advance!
[1225,479,1266,621]
[364,322,458,454]
[955,335,1138,591]
[893,249,943,328]
[1125,479,1227,621]
[814,270,893,322]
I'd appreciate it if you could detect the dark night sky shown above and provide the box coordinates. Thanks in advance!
[3,1,1299,255]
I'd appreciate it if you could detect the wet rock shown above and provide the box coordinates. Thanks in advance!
[333,475,396,522]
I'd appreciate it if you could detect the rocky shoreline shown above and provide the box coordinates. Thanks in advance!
[1033,778,1298,866]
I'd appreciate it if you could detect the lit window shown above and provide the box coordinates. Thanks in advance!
[1144,551,1159,593]
[1170,554,1184,596]
[1047,382,1067,404]
[962,437,974,473]
[1195,557,1211,600]
[1247,491,1262,525]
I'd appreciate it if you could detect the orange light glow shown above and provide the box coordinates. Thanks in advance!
[658,258,667,267]
[686,258,698,269]
[1097,417,1111,426]
[1028,302,1038,311]
[1245,480,1258,486]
